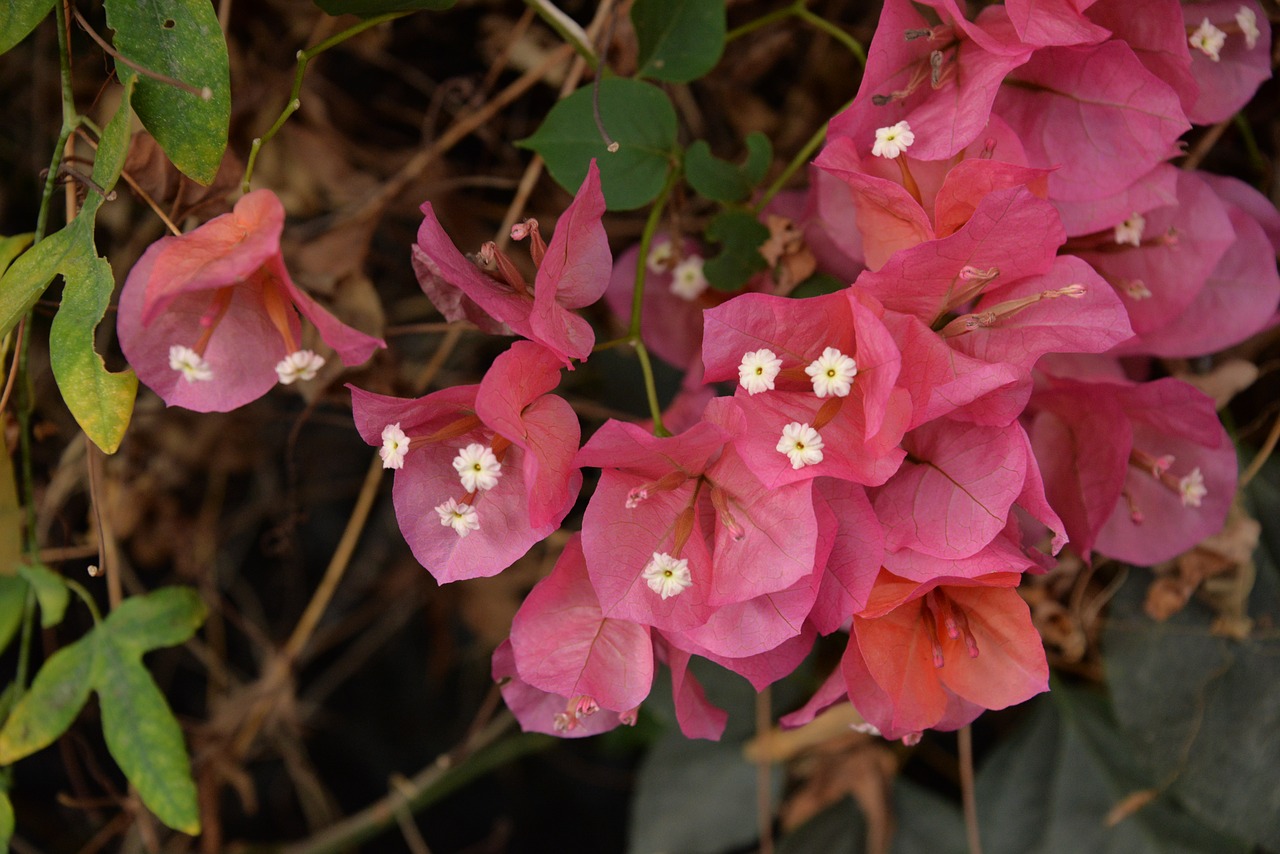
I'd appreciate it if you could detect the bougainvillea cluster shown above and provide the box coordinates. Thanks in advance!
[121,0,1276,745]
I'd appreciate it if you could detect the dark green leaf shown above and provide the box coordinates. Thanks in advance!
[703,209,769,291]
[104,0,230,184]
[890,781,966,854]
[314,0,454,14]
[0,636,94,763]
[0,576,26,655]
[628,729,781,854]
[684,132,773,204]
[778,797,864,854]
[789,273,846,299]
[0,790,12,850]
[632,0,726,82]
[47,219,138,454]
[0,0,55,55]
[17,564,67,629]
[102,586,206,656]
[0,224,80,340]
[1102,472,1280,853]
[520,78,677,211]
[95,636,200,834]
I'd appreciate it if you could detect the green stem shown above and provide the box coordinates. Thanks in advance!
[755,117,830,212]
[63,579,103,626]
[793,7,867,65]
[625,167,680,437]
[241,12,409,192]
[524,0,597,70]
[726,4,795,42]
[36,2,83,242]
[1232,113,1267,183]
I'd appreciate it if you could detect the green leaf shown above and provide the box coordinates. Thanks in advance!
[0,790,13,851]
[104,0,230,184]
[632,0,726,83]
[0,233,33,276]
[684,132,772,204]
[0,0,56,55]
[777,797,864,854]
[520,78,677,211]
[790,273,846,299]
[1101,468,1280,853]
[91,72,137,195]
[628,729,782,854]
[0,576,28,656]
[48,218,138,454]
[0,224,80,340]
[102,586,206,657]
[0,444,21,580]
[314,0,455,14]
[703,209,769,291]
[0,636,95,763]
[94,636,200,834]
[17,564,67,629]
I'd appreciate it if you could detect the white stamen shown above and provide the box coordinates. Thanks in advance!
[435,498,480,537]
[1123,279,1152,300]
[169,345,213,382]
[1236,6,1260,49]
[738,348,783,395]
[641,552,693,599]
[452,443,502,493]
[1114,212,1146,247]
[872,120,915,159]
[380,423,409,469]
[1189,18,1227,61]
[777,422,824,469]
[805,347,858,398]
[646,238,675,273]
[275,349,325,384]
[1179,468,1207,508]
[669,255,709,301]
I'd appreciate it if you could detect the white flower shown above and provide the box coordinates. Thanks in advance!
[380,423,409,469]
[435,498,480,537]
[669,255,709,301]
[641,552,692,599]
[1179,468,1207,508]
[1113,212,1146,247]
[1189,18,1227,61]
[805,347,858,398]
[1236,6,1260,50]
[777,422,824,469]
[452,443,502,493]
[169,345,213,382]
[872,121,915,159]
[646,238,675,273]
[275,349,325,384]
[738,348,783,395]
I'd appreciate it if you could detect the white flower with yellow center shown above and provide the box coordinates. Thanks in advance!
[777,422,824,469]
[1113,212,1146,247]
[646,238,675,273]
[738,348,783,395]
[435,498,480,537]
[872,121,915,159]
[1189,18,1227,61]
[1179,468,1207,508]
[275,349,325,384]
[379,423,409,469]
[452,443,502,493]
[1236,6,1260,49]
[669,256,709,301]
[641,552,692,599]
[805,347,858,398]
[169,345,213,382]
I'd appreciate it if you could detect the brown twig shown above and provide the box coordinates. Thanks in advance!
[0,319,26,415]
[959,726,983,854]
[756,687,774,854]
[71,7,212,100]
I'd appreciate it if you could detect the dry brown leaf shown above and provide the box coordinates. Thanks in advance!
[122,131,242,223]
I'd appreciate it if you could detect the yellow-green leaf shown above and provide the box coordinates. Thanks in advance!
[0,636,94,764]
[102,586,206,657]
[0,0,56,55]
[17,563,67,629]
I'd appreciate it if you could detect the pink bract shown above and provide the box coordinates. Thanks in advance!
[117,189,384,412]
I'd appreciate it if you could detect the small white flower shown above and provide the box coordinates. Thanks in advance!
[805,347,858,398]
[669,255,709,301]
[169,345,213,382]
[872,120,915,159]
[1123,279,1153,300]
[435,497,480,537]
[275,349,325,384]
[646,238,675,273]
[777,422,824,469]
[738,348,783,395]
[641,552,693,599]
[452,443,502,493]
[1179,468,1207,508]
[1113,212,1146,247]
[380,423,409,470]
[1189,18,1227,61]
[1236,6,1260,50]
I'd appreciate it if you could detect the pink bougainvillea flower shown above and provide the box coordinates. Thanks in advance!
[117,189,384,412]
[604,235,711,369]
[664,622,819,691]
[830,0,1033,162]
[412,160,610,365]
[1004,0,1111,47]
[1029,372,1236,564]
[493,640,631,738]
[655,641,728,740]
[348,341,580,583]
[808,479,885,635]
[842,571,1049,741]
[509,535,653,719]
[1180,0,1270,124]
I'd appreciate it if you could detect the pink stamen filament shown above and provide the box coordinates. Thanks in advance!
[709,484,746,541]
[922,589,981,667]
[626,469,692,508]
[190,287,235,356]
[940,285,1085,338]
[1128,447,1195,499]
[258,274,300,354]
